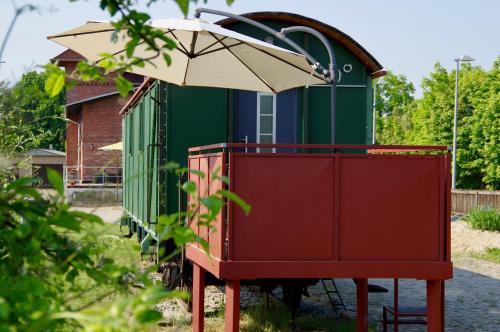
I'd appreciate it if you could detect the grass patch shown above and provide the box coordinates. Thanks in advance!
[466,206,500,231]
[58,221,143,331]
[190,302,374,332]
[471,247,500,264]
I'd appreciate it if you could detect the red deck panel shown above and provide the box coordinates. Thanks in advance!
[230,154,335,261]
[188,156,201,249]
[208,153,225,259]
[188,152,226,257]
[198,157,209,249]
[337,155,443,262]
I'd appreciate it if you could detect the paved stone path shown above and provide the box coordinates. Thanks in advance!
[298,256,500,331]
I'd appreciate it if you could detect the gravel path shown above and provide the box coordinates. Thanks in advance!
[70,206,124,224]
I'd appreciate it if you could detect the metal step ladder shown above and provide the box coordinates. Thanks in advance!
[321,279,347,313]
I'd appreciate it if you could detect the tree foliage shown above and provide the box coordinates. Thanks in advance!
[376,59,499,190]
[374,71,417,144]
[0,81,31,158]
[0,71,66,163]
[0,172,171,331]
[0,165,248,331]
[13,71,66,151]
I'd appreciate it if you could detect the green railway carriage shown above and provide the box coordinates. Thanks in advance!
[121,11,384,259]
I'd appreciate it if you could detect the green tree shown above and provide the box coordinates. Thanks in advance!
[11,70,66,151]
[0,81,32,158]
[375,71,415,117]
[374,71,415,144]
[378,60,499,189]
[462,58,499,189]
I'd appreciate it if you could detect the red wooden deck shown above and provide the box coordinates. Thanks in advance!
[186,144,452,332]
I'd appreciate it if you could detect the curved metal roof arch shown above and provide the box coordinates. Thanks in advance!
[216,11,385,78]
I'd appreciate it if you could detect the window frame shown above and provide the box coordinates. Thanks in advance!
[256,92,277,153]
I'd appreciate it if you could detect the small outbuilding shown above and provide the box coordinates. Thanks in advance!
[27,148,66,187]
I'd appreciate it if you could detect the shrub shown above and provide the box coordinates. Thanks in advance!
[467,206,500,232]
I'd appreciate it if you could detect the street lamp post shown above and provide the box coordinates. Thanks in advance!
[452,55,475,189]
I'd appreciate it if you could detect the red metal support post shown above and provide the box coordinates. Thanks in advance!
[192,263,205,332]
[225,280,241,332]
[427,280,444,332]
[355,278,368,332]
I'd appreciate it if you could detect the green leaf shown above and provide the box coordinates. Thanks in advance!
[5,177,34,190]
[217,189,251,215]
[0,298,10,320]
[181,181,197,194]
[126,38,140,58]
[189,169,205,179]
[174,0,189,17]
[115,75,133,97]
[50,211,81,231]
[136,309,162,323]
[65,268,79,282]
[201,196,224,216]
[198,238,209,254]
[162,53,172,66]
[45,71,65,97]
[218,175,230,185]
[71,210,103,224]
[47,168,64,195]
[173,227,196,246]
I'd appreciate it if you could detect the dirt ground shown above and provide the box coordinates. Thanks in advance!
[451,220,500,253]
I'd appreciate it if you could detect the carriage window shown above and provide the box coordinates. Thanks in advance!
[257,93,276,152]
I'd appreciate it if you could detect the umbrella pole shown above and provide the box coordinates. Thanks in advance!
[194,8,338,145]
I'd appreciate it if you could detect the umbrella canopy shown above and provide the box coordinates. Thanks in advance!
[98,142,123,151]
[48,18,325,93]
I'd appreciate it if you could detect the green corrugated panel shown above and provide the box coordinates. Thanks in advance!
[165,85,228,214]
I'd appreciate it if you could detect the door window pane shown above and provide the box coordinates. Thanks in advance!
[259,135,273,152]
[260,115,273,134]
[259,135,273,143]
[260,95,273,114]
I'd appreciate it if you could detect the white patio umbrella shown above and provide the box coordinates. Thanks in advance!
[98,142,123,151]
[48,18,325,93]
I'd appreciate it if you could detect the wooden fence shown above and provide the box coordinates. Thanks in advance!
[452,190,500,214]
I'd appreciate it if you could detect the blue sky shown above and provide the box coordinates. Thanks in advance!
[0,0,499,96]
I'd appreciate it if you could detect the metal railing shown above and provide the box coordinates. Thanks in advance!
[65,166,122,187]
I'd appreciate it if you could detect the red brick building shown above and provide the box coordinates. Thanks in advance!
[52,49,143,184]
